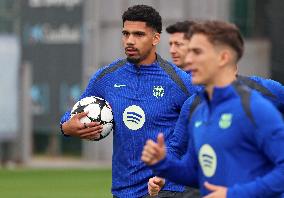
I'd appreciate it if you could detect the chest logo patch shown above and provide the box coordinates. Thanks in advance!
[219,113,233,129]
[123,105,145,130]
[198,144,217,177]
[153,86,164,98]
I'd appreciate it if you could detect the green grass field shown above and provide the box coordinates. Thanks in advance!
[0,168,112,198]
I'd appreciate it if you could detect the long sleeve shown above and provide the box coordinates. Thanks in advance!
[227,92,284,198]
[152,132,199,188]
[167,95,198,159]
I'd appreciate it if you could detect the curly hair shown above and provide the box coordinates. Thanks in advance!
[122,5,162,33]
[166,20,195,35]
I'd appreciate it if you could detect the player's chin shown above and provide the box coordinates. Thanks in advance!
[172,59,180,66]
[191,76,203,85]
[191,78,200,85]
[126,56,141,64]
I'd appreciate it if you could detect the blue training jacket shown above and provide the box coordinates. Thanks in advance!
[60,55,198,198]
[168,75,284,161]
[152,79,284,198]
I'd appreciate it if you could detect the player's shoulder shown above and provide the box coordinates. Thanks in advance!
[168,60,189,79]
[231,81,271,125]
[90,58,127,82]
[246,75,283,88]
[250,89,276,108]
[232,78,253,98]
[182,93,203,120]
[183,93,202,107]
[156,54,188,78]
[245,75,278,84]
[249,89,284,127]
[238,75,284,97]
[232,79,270,108]
[156,55,193,96]
[164,62,202,96]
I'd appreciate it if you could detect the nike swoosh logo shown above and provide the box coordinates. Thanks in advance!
[195,121,202,128]
[114,84,126,88]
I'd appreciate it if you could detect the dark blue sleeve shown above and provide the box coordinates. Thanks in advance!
[167,95,197,159]
[151,121,199,187]
[228,92,284,198]
[60,67,105,124]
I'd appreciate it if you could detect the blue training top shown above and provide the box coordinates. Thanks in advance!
[168,75,284,161]
[60,55,198,198]
[152,80,284,198]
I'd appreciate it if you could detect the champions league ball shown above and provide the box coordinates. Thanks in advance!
[71,96,114,141]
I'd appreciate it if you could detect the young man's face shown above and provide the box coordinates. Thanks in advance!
[168,32,189,69]
[185,33,220,85]
[122,21,160,65]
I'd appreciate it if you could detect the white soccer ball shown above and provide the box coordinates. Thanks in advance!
[71,96,114,141]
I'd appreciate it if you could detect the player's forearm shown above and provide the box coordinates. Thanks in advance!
[166,147,183,160]
[150,156,198,187]
[60,110,71,124]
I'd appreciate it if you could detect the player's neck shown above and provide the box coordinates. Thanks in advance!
[206,67,237,100]
[137,50,157,66]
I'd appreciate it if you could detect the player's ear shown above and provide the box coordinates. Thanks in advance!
[219,49,230,67]
[152,32,160,46]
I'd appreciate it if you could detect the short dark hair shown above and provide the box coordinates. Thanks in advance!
[188,20,244,61]
[166,20,195,35]
[122,5,162,33]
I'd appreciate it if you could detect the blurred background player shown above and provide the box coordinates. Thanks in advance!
[142,20,284,198]
[166,20,194,72]
[60,4,198,198]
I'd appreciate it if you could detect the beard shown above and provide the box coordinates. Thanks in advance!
[126,57,141,64]
[125,47,141,64]
[125,47,152,65]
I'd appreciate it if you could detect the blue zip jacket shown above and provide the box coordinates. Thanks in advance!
[168,75,284,160]
[152,80,284,198]
[60,55,198,198]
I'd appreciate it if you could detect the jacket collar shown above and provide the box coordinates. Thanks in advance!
[199,80,241,106]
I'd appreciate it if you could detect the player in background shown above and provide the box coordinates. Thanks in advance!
[166,21,194,72]
[142,20,284,198]
[60,5,198,198]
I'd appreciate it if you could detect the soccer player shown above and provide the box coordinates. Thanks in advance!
[142,20,284,198]
[60,5,198,198]
[148,19,284,198]
[166,21,194,71]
